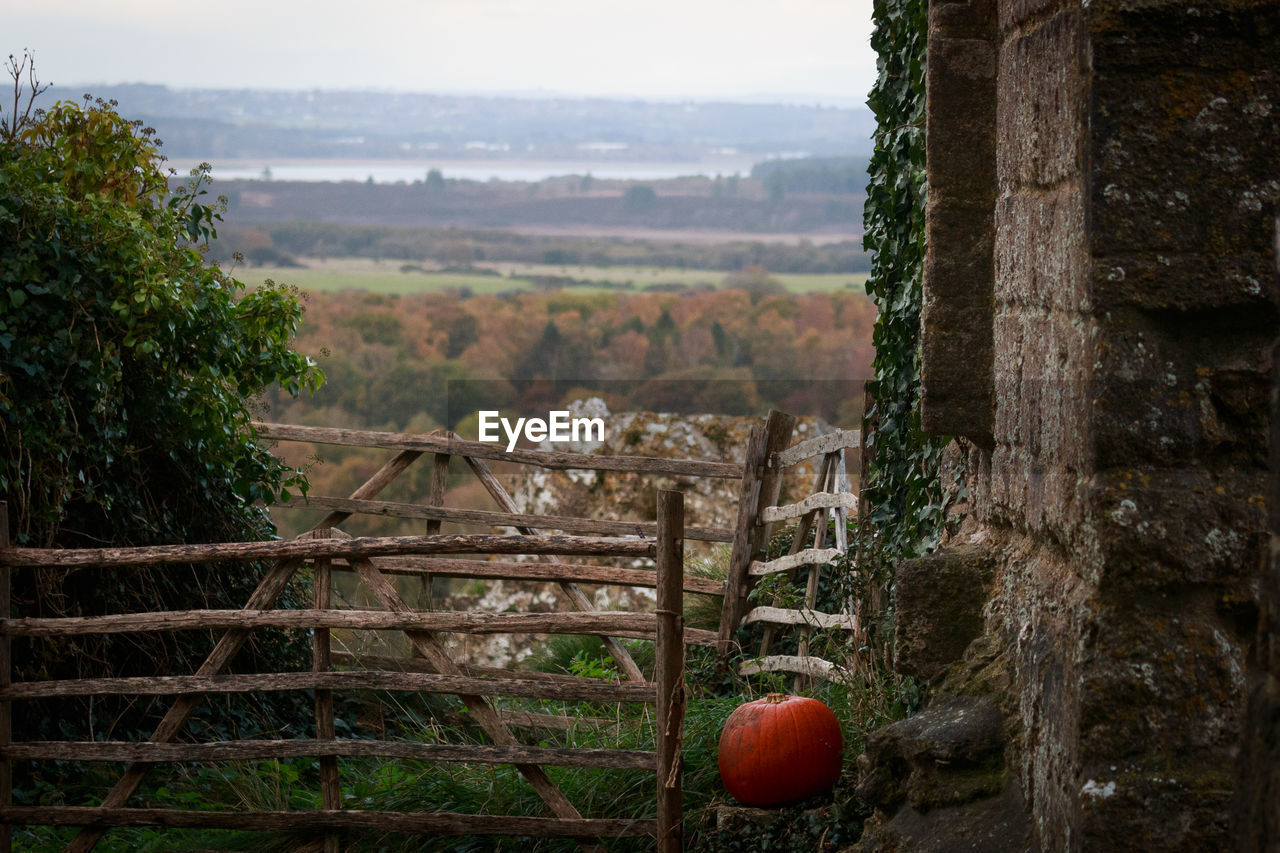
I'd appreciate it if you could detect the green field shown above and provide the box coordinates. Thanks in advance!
[242,258,532,295]
[242,257,869,295]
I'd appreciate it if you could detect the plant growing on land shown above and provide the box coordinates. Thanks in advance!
[0,55,323,744]
[858,0,966,665]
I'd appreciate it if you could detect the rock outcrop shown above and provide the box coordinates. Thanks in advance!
[448,401,831,668]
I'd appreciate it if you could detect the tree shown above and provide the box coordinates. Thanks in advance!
[526,320,565,379]
[726,172,740,198]
[0,58,323,737]
[623,184,658,213]
[723,265,786,303]
[764,169,787,203]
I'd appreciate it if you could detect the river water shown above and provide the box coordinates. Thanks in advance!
[174,157,774,184]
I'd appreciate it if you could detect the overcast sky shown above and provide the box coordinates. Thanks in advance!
[11,0,877,104]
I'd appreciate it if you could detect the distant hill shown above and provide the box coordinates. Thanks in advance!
[41,85,875,162]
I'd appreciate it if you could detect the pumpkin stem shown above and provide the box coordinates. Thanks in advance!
[764,693,790,704]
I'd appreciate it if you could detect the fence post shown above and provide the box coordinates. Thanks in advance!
[718,410,796,657]
[419,438,451,612]
[655,490,685,853]
[0,502,10,853]
[312,530,340,853]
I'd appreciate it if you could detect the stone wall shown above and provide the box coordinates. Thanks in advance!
[863,0,1280,849]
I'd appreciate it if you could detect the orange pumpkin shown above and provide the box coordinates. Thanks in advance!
[717,693,843,807]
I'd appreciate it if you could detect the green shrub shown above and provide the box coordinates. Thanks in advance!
[0,63,323,746]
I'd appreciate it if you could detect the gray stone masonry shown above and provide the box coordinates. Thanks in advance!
[857,0,1280,850]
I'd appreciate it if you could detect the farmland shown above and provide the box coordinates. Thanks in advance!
[245,256,870,296]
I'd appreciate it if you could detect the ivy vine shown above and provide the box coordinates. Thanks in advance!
[861,0,957,583]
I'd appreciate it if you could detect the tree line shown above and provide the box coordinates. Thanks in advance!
[217,222,872,273]
[264,286,874,434]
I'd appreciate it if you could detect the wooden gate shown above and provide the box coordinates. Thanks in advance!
[0,415,746,851]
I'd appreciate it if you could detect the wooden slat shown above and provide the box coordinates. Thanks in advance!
[1,806,658,838]
[760,492,858,523]
[740,607,858,630]
[771,429,861,469]
[796,496,828,691]
[286,495,735,543]
[0,533,654,569]
[254,421,742,479]
[0,670,658,704]
[737,655,844,680]
[758,450,838,660]
[753,411,800,548]
[783,452,838,566]
[680,628,718,646]
[2,740,656,770]
[796,457,841,692]
[748,548,844,576]
[350,555,725,596]
[417,442,452,617]
[833,450,850,551]
[0,609,664,639]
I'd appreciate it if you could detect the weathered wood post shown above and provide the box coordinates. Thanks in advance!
[419,432,451,612]
[312,530,340,853]
[655,489,685,853]
[718,411,795,657]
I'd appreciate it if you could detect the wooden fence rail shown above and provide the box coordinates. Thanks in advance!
[0,489,688,852]
[254,421,742,479]
[0,807,658,838]
[3,740,659,770]
[0,532,655,569]
[1,608,670,638]
[285,494,734,543]
[351,555,725,595]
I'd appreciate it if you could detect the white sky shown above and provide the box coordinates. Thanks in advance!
[10,0,877,103]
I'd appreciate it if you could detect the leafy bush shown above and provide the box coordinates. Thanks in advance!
[0,60,323,742]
